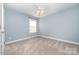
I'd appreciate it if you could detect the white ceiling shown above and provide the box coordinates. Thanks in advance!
[5,3,78,18]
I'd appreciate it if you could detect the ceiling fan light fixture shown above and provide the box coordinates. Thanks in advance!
[36,9,44,16]
[36,6,45,17]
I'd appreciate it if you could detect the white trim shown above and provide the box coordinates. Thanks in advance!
[1,3,5,55]
[5,35,37,44]
[38,35,79,45]
[5,35,79,46]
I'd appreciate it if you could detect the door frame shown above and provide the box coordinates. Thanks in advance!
[1,3,5,55]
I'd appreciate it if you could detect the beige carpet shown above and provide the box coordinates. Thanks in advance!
[5,36,79,55]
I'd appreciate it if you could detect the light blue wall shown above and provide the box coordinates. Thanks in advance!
[5,5,79,43]
[39,6,79,43]
[5,8,38,42]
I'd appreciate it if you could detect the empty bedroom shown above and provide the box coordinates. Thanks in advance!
[4,3,79,55]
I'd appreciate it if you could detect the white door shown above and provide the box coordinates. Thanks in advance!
[0,4,1,54]
[0,27,1,55]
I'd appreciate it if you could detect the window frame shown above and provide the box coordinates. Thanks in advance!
[29,18,37,33]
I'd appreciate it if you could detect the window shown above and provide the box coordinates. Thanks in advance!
[29,19,37,33]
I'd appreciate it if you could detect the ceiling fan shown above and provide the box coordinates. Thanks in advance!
[35,6,45,17]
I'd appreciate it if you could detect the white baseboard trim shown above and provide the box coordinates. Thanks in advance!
[38,35,79,45]
[5,35,79,46]
[5,35,38,44]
